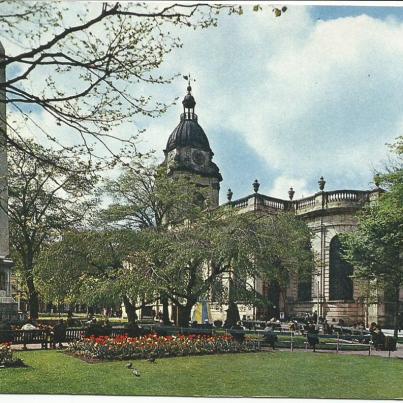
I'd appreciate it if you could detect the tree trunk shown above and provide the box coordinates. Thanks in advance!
[160,294,170,325]
[177,304,193,327]
[226,301,240,327]
[267,280,280,320]
[226,277,240,327]
[122,295,137,324]
[393,285,400,339]
[26,274,39,320]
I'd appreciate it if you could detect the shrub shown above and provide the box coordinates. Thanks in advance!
[67,334,259,360]
[0,343,13,365]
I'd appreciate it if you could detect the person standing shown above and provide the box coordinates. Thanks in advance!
[53,319,67,348]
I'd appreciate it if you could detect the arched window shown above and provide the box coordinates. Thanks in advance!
[298,275,312,301]
[329,236,354,300]
[0,271,6,291]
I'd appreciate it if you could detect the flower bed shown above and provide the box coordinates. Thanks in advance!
[67,334,259,361]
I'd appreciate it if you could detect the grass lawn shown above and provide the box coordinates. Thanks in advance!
[1,350,403,398]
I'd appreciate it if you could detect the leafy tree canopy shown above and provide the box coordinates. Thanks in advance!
[340,136,402,336]
[0,1,245,168]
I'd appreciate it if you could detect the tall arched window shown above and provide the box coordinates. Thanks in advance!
[298,276,312,301]
[0,271,6,291]
[329,235,354,300]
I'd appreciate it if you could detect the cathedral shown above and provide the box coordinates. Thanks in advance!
[160,83,400,327]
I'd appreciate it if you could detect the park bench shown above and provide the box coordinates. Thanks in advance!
[0,328,86,349]
[180,327,214,336]
[0,329,53,349]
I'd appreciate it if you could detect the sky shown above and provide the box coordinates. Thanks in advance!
[134,3,403,202]
[4,2,403,204]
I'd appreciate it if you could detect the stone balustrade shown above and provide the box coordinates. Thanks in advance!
[228,189,376,216]
[294,195,316,210]
[231,196,250,209]
[261,195,286,210]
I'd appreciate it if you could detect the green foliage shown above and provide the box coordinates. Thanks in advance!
[33,155,313,325]
[340,136,402,334]
[340,137,402,286]
[6,140,98,318]
[101,158,207,229]
[139,207,314,325]
[36,228,155,308]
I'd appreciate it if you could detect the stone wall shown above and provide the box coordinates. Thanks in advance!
[228,187,401,327]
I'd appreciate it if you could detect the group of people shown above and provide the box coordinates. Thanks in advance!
[0,319,68,348]
[84,317,112,337]
[229,320,279,348]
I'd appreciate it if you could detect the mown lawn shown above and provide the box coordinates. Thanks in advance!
[1,350,403,398]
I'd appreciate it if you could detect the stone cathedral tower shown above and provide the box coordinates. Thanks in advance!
[0,41,17,321]
[163,84,222,207]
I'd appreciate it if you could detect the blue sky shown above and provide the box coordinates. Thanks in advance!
[5,3,403,204]
[312,5,403,21]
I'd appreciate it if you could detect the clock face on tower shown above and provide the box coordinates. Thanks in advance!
[192,150,206,166]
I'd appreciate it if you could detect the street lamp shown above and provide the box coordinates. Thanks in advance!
[317,280,320,326]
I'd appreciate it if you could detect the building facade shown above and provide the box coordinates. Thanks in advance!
[158,85,401,328]
[0,41,17,322]
[162,83,222,208]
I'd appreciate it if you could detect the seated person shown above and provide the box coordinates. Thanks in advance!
[125,321,142,338]
[101,319,112,336]
[230,321,245,343]
[66,311,75,327]
[372,326,386,350]
[323,320,330,335]
[21,321,37,330]
[53,320,67,348]
[263,323,278,349]
[306,323,319,351]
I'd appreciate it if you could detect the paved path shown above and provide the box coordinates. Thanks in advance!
[11,343,66,351]
[11,342,403,359]
[269,342,403,359]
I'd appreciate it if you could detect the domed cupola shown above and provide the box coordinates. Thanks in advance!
[165,85,212,154]
[163,83,222,207]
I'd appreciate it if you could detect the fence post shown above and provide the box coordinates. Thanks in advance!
[368,342,371,356]
[290,331,293,352]
[336,334,339,353]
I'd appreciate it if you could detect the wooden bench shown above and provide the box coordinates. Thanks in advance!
[6,330,53,349]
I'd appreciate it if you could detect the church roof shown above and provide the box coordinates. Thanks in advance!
[165,116,212,153]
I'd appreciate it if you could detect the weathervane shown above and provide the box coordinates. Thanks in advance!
[183,73,196,89]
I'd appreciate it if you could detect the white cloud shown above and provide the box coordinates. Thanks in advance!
[269,175,310,200]
[4,4,403,201]
[161,6,403,197]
